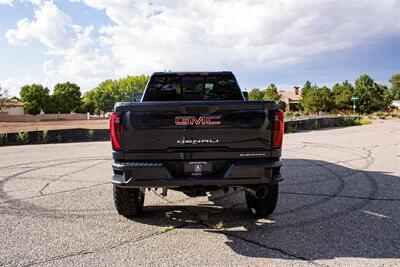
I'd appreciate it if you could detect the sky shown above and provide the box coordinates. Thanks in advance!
[0,0,399,97]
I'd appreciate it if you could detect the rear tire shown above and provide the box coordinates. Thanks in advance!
[245,184,279,217]
[113,185,145,217]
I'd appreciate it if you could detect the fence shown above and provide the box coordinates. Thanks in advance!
[0,112,87,122]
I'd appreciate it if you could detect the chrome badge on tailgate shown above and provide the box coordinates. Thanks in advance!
[175,116,221,126]
[177,139,219,144]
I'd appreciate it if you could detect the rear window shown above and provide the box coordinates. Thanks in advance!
[142,74,244,101]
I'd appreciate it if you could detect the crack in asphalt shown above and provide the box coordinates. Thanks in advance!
[22,223,190,267]
[149,189,325,265]
[0,182,109,205]
[208,228,329,267]
[38,160,107,195]
[0,157,110,205]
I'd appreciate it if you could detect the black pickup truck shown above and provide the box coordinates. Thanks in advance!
[110,71,283,217]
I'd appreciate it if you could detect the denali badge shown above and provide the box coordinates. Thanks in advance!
[177,139,219,144]
[175,116,221,126]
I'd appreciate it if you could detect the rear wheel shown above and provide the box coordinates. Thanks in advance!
[113,185,145,217]
[245,184,279,217]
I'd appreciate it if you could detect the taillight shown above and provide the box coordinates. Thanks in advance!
[272,111,284,149]
[110,113,122,150]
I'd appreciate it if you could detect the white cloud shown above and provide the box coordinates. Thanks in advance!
[0,0,13,6]
[89,0,400,73]
[3,0,400,96]
[0,0,44,7]
[6,1,77,51]
[4,1,117,95]
[1,76,41,96]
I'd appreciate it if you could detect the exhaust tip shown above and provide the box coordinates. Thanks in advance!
[255,186,268,199]
[245,185,269,199]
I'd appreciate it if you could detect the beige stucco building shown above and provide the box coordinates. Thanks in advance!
[279,86,302,112]
[0,99,25,115]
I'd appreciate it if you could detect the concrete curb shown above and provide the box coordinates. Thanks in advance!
[284,115,361,132]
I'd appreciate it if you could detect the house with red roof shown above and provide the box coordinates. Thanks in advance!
[279,86,302,112]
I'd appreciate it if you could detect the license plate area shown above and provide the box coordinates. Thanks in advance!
[184,161,212,176]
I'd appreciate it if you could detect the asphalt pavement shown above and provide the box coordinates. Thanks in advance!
[1,120,399,266]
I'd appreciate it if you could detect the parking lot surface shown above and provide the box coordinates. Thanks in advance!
[1,120,399,266]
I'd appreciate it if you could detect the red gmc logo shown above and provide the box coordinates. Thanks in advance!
[175,116,221,126]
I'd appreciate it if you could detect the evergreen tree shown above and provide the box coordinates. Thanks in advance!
[263,84,280,101]
[354,74,391,113]
[332,80,353,110]
[248,88,265,101]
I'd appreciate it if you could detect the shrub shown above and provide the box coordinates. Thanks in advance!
[286,124,297,133]
[312,120,319,129]
[284,111,293,117]
[294,111,302,117]
[0,133,8,146]
[374,111,390,118]
[358,117,371,125]
[86,129,95,141]
[342,117,358,126]
[16,132,28,145]
[39,130,48,144]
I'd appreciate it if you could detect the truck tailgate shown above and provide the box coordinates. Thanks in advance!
[116,101,277,160]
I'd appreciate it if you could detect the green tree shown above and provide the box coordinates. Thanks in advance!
[378,84,393,110]
[80,90,96,114]
[389,72,400,100]
[248,88,265,101]
[317,86,334,112]
[263,84,281,101]
[85,80,121,114]
[83,75,150,114]
[301,85,333,113]
[115,74,149,101]
[301,81,312,98]
[45,95,58,114]
[332,80,353,110]
[53,82,82,113]
[354,74,392,113]
[299,81,312,110]
[97,88,116,113]
[20,84,51,114]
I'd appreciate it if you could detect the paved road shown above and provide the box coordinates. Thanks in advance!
[1,120,399,266]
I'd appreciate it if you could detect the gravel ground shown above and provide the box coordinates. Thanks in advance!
[0,120,399,266]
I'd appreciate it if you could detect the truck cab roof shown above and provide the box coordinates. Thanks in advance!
[152,71,234,76]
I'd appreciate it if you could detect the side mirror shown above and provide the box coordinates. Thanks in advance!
[133,93,143,102]
[242,91,249,101]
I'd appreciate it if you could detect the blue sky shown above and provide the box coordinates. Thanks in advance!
[0,0,399,97]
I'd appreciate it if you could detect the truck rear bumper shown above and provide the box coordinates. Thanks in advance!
[112,160,283,188]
